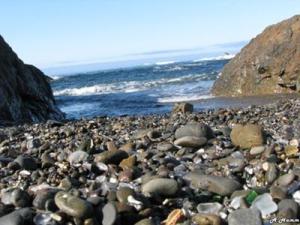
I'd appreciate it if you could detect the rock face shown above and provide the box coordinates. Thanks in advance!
[0,35,64,124]
[212,15,300,96]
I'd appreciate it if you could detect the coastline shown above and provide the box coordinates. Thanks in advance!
[190,93,300,110]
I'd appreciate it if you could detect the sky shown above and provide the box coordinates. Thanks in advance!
[0,0,300,69]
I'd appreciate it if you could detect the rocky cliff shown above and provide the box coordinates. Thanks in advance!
[212,15,300,96]
[0,35,64,124]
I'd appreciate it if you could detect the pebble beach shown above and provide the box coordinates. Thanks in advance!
[0,97,300,225]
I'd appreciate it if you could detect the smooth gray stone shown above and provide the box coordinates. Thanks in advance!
[175,123,214,139]
[68,150,89,165]
[184,173,241,196]
[54,191,93,218]
[14,155,37,170]
[228,208,262,225]
[0,208,35,225]
[174,136,207,148]
[102,202,117,225]
[142,178,178,196]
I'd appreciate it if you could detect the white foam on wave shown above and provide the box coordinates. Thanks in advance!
[50,75,61,80]
[193,54,235,62]
[158,94,213,103]
[54,73,210,97]
[154,65,184,72]
[155,61,175,65]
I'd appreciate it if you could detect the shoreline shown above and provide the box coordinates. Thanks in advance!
[182,92,300,110]
[0,96,299,223]
[2,93,300,127]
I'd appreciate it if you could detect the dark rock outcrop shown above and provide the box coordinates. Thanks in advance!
[212,15,300,96]
[0,35,64,124]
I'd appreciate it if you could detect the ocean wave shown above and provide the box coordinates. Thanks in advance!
[50,75,61,80]
[154,65,184,72]
[155,61,176,65]
[193,54,235,62]
[53,73,210,96]
[158,94,213,103]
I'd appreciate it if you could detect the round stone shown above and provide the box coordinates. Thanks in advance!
[94,150,129,165]
[135,218,155,225]
[228,208,262,225]
[250,146,265,155]
[102,202,117,225]
[68,150,89,165]
[14,155,37,170]
[184,173,241,196]
[175,123,214,139]
[174,136,207,148]
[141,178,178,196]
[54,191,93,218]
[250,193,278,218]
[116,187,135,204]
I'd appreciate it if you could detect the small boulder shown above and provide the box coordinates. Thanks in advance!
[230,124,265,149]
[175,123,214,139]
[172,102,193,114]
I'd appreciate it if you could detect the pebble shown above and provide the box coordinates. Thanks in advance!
[265,163,278,184]
[270,186,287,200]
[228,208,262,225]
[275,173,295,186]
[116,187,135,203]
[33,190,56,210]
[172,102,193,114]
[54,191,93,218]
[292,190,300,204]
[250,146,265,155]
[196,202,223,215]
[106,141,118,151]
[277,199,298,218]
[119,155,136,169]
[135,218,155,225]
[27,138,41,150]
[102,202,117,225]
[141,178,178,196]
[94,150,129,165]
[192,213,222,225]
[184,173,241,196]
[251,193,278,218]
[284,145,299,157]
[175,123,214,139]
[0,208,35,225]
[14,155,37,170]
[162,209,184,225]
[1,188,30,208]
[174,136,207,148]
[68,150,89,165]
[157,142,177,151]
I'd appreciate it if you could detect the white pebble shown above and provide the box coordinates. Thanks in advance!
[293,190,300,204]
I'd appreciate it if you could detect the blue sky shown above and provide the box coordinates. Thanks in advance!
[1,0,299,68]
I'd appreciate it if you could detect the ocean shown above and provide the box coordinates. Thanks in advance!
[51,57,231,119]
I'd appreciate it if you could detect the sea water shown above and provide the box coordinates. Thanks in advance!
[51,58,230,119]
